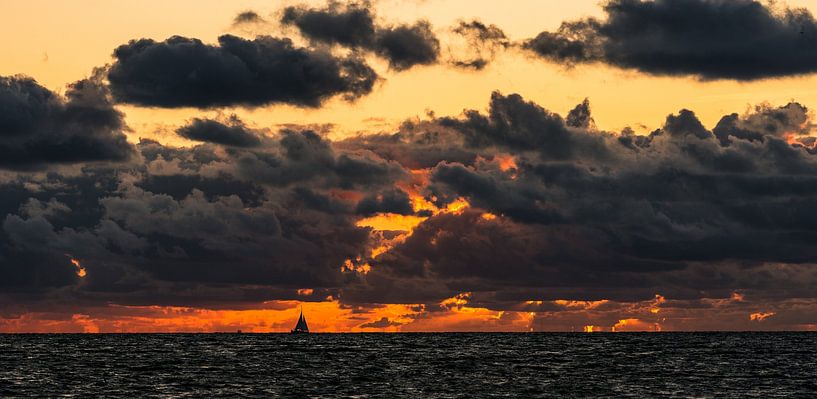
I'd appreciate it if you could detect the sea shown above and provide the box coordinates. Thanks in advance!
[1,333,815,398]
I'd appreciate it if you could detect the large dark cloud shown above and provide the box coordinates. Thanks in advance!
[234,129,406,188]
[342,91,817,314]
[440,91,611,161]
[281,3,440,70]
[713,102,810,146]
[373,21,440,71]
[107,35,378,108]
[0,124,415,312]
[281,3,377,48]
[355,188,414,216]
[2,86,817,330]
[524,0,817,80]
[336,120,477,169]
[0,74,133,169]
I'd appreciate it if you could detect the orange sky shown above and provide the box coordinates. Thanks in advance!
[4,295,815,333]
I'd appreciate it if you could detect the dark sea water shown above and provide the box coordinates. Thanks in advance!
[1,333,815,398]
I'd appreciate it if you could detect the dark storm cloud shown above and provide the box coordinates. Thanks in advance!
[281,2,377,48]
[107,35,378,108]
[136,172,266,205]
[345,210,686,305]
[374,21,440,71]
[442,92,572,152]
[342,91,817,309]
[440,92,611,160]
[281,3,440,70]
[355,188,414,216]
[661,109,713,139]
[2,81,817,323]
[0,74,133,169]
[714,102,810,146]
[95,182,366,288]
[524,0,817,80]
[176,116,263,147]
[234,129,407,188]
[429,163,564,224]
[0,127,414,310]
[336,120,477,169]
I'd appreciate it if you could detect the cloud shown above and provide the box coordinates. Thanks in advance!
[566,99,595,129]
[336,120,477,169]
[714,102,810,146]
[281,2,440,70]
[355,188,414,216]
[0,74,134,169]
[344,91,817,314]
[0,125,412,311]
[450,20,510,70]
[524,0,817,80]
[281,2,377,48]
[107,35,378,108]
[233,129,407,188]
[176,116,263,147]
[360,316,403,328]
[233,11,265,25]
[2,86,817,330]
[19,198,71,219]
[439,92,610,160]
[374,21,440,71]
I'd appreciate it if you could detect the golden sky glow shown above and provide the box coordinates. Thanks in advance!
[4,296,815,333]
[68,257,87,278]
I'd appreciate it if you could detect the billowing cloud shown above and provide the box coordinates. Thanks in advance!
[356,188,414,216]
[341,91,817,331]
[281,2,377,48]
[0,74,133,169]
[374,21,440,71]
[524,0,817,80]
[439,91,610,160]
[281,2,440,70]
[0,123,417,312]
[2,88,817,331]
[177,116,263,147]
[107,35,378,108]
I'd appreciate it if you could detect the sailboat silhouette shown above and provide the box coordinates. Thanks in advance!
[291,307,309,334]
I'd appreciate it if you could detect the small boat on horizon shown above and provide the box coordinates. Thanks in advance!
[291,308,309,334]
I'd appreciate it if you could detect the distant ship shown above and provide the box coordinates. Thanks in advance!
[291,308,309,334]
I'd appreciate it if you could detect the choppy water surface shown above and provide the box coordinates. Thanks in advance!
[1,333,815,398]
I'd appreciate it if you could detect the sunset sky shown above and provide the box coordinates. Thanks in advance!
[2,0,817,332]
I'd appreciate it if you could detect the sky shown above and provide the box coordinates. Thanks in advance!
[1,0,817,332]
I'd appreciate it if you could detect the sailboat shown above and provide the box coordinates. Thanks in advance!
[290,308,309,334]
